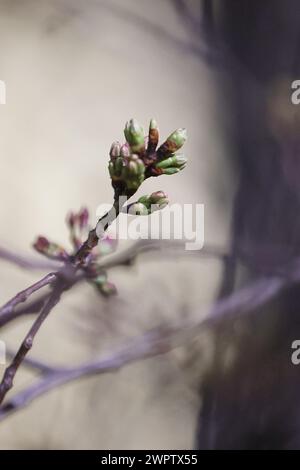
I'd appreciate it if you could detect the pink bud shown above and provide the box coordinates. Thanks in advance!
[78,207,89,229]
[33,236,50,253]
[67,212,76,229]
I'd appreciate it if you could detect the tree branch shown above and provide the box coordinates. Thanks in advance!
[0,273,57,319]
[0,246,61,271]
[0,279,66,405]
[0,257,297,420]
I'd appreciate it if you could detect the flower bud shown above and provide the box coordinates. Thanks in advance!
[126,191,169,215]
[147,118,159,154]
[124,119,145,154]
[108,160,115,178]
[121,154,145,190]
[109,141,121,160]
[66,212,76,229]
[127,202,149,216]
[33,236,50,253]
[155,154,187,169]
[161,167,180,175]
[137,195,151,206]
[109,156,124,181]
[149,190,168,204]
[115,156,124,174]
[33,236,68,260]
[147,191,169,212]
[120,143,131,158]
[78,207,89,229]
[99,281,117,297]
[157,128,187,159]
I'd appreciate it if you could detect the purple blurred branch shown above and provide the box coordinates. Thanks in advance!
[0,246,61,271]
[0,256,296,421]
[0,272,57,319]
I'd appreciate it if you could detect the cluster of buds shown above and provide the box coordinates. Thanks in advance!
[108,118,187,195]
[126,191,169,216]
[33,120,187,300]
[33,207,118,297]
[121,153,145,190]
[109,140,145,193]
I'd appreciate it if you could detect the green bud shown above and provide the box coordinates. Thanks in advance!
[150,118,158,129]
[121,154,145,190]
[124,119,144,144]
[124,119,145,153]
[155,154,187,169]
[161,167,180,175]
[149,190,168,205]
[137,195,151,206]
[157,128,187,159]
[148,191,168,211]
[109,141,121,160]
[114,156,124,174]
[108,161,115,178]
[133,191,169,213]
[128,160,139,175]
[128,202,149,216]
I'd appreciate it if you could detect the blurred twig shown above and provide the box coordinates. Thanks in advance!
[0,246,61,271]
[0,254,298,420]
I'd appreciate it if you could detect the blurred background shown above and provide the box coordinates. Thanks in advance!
[0,0,299,450]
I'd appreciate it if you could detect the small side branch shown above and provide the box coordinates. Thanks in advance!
[0,280,65,405]
[0,273,57,319]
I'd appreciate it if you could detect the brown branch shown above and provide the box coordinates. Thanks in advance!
[0,279,66,405]
[74,198,122,265]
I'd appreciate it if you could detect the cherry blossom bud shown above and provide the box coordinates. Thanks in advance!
[78,207,89,229]
[147,118,159,154]
[33,236,68,260]
[127,202,149,216]
[157,128,187,159]
[155,154,187,169]
[124,119,145,154]
[109,141,121,160]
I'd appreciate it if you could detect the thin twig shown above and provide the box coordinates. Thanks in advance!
[0,280,66,405]
[0,273,57,318]
[0,328,179,421]
[0,261,297,420]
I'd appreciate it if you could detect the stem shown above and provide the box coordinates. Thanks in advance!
[0,280,65,405]
[0,246,61,271]
[74,196,123,265]
[0,273,57,318]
